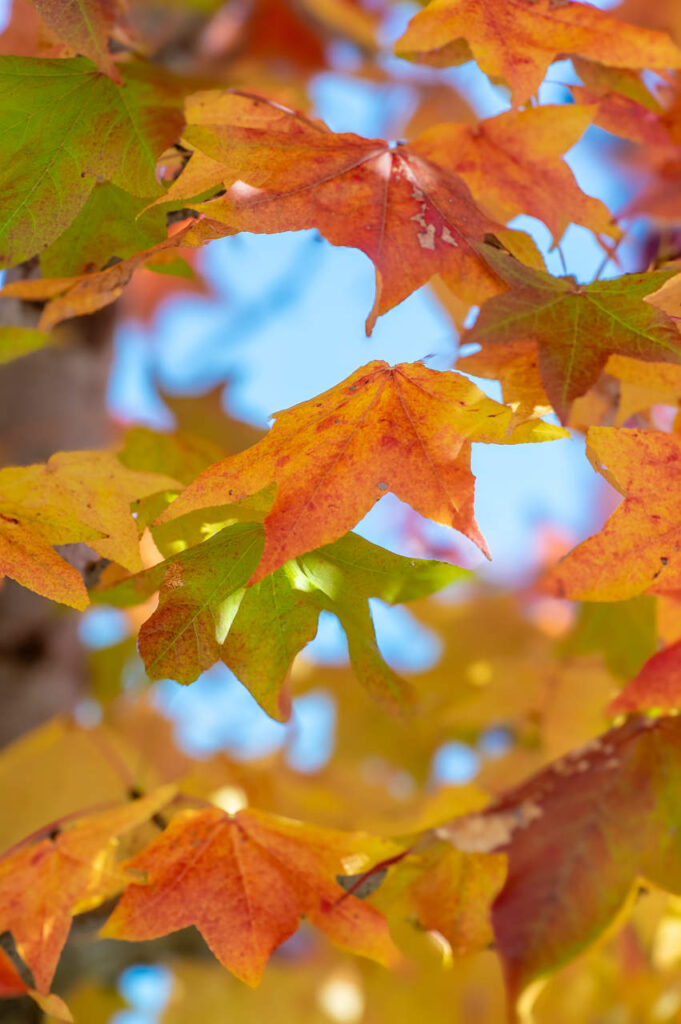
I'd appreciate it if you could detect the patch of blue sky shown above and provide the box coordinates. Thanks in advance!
[155,665,329,771]
[78,605,129,649]
[304,610,348,664]
[109,324,174,428]
[478,726,513,759]
[286,690,336,772]
[302,600,442,671]
[472,434,602,582]
[431,740,480,784]
[114,964,173,1024]
[368,600,443,670]
[311,72,414,136]
[155,666,288,759]
[110,244,455,434]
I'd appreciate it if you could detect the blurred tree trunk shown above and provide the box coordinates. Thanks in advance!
[0,273,116,748]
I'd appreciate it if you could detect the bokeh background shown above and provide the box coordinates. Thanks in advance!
[0,0,654,1018]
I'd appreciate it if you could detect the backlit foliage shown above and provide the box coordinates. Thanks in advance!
[3,0,681,1021]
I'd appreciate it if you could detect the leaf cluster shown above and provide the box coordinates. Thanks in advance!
[4,0,681,1021]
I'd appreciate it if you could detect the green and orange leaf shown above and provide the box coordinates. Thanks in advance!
[160,359,566,582]
[464,247,681,421]
[0,57,185,268]
[97,524,465,717]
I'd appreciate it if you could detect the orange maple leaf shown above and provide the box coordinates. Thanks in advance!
[546,428,681,600]
[0,789,174,994]
[30,0,125,82]
[376,842,507,957]
[418,104,617,245]
[166,90,538,332]
[159,360,565,583]
[610,639,681,714]
[0,948,72,1021]
[395,0,681,106]
[102,806,400,985]
[0,0,71,58]
[569,59,669,147]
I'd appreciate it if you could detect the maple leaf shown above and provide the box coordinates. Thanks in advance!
[0,0,70,59]
[547,428,681,600]
[394,0,681,106]
[40,183,168,278]
[200,0,376,73]
[418,105,617,245]
[617,0,681,42]
[464,247,681,421]
[0,950,73,1022]
[457,339,551,425]
[409,845,507,956]
[102,806,400,985]
[0,788,174,994]
[159,360,566,583]
[569,58,669,146]
[603,354,681,425]
[436,715,681,1001]
[166,90,539,332]
[30,1,125,82]
[97,524,465,717]
[0,220,218,329]
[609,639,681,714]
[0,56,184,267]
[0,717,175,854]
[0,516,92,610]
[371,841,507,957]
[0,450,179,609]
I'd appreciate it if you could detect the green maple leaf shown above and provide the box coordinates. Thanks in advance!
[465,246,681,421]
[0,57,184,267]
[40,183,168,277]
[96,523,466,719]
